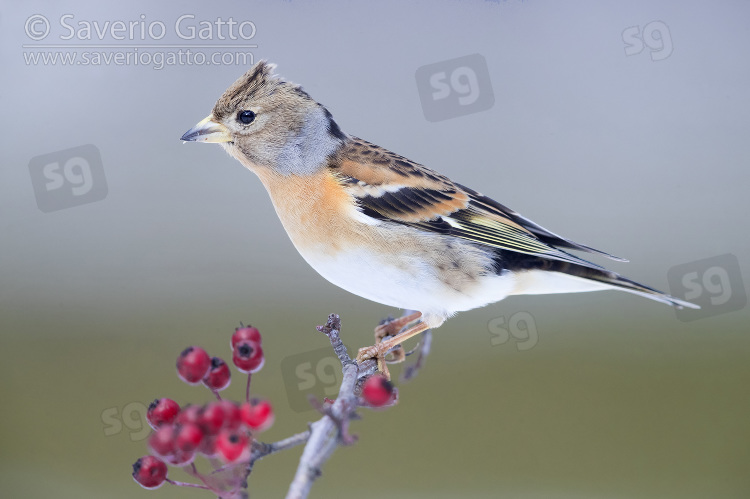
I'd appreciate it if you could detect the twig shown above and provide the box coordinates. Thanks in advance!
[167,479,212,490]
[286,315,377,499]
[244,430,311,478]
[315,314,355,367]
[252,431,312,460]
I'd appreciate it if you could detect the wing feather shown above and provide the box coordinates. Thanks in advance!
[332,138,621,270]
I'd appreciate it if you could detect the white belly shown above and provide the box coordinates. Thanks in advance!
[294,230,517,328]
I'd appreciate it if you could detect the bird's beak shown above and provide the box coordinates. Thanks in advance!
[180,115,232,143]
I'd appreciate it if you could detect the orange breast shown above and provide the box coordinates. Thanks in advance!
[253,167,361,254]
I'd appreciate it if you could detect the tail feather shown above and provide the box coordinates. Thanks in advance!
[550,261,700,309]
[510,258,700,309]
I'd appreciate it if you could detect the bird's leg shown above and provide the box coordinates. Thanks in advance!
[356,320,430,378]
[374,311,422,341]
[373,311,422,365]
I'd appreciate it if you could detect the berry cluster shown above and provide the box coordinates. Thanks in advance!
[132,326,273,494]
[131,321,399,497]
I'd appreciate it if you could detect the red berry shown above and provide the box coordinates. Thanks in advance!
[165,449,195,467]
[132,455,168,489]
[361,375,394,407]
[231,326,262,349]
[199,402,225,435]
[198,435,218,457]
[176,346,211,384]
[220,400,243,430]
[148,424,176,457]
[232,340,264,373]
[146,398,180,430]
[176,404,202,426]
[240,399,274,432]
[174,423,204,453]
[216,429,250,463]
[202,357,231,391]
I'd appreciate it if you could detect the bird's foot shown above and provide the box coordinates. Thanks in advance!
[356,344,392,379]
[356,319,430,379]
[372,311,422,366]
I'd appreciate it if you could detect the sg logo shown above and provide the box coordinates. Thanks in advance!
[415,54,495,122]
[668,254,746,321]
[488,311,538,351]
[101,401,151,441]
[29,144,107,212]
[430,67,482,106]
[622,21,673,61]
[280,347,347,412]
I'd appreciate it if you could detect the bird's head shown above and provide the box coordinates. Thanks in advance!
[181,61,346,174]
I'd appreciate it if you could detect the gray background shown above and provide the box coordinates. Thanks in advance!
[2,1,749,498]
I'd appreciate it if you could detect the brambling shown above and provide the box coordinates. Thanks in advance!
[181,61,697,370]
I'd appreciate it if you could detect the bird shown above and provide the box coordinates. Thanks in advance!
[181,61,697,372]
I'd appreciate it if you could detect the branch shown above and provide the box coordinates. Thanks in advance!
[141,313,428,498]
[285,315,377,499]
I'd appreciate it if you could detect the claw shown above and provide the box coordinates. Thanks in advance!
[356,345,391,379]
[357,318,430,380]
[384,345,406,364]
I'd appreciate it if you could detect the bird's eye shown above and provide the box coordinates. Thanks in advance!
[237,110,256,125]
